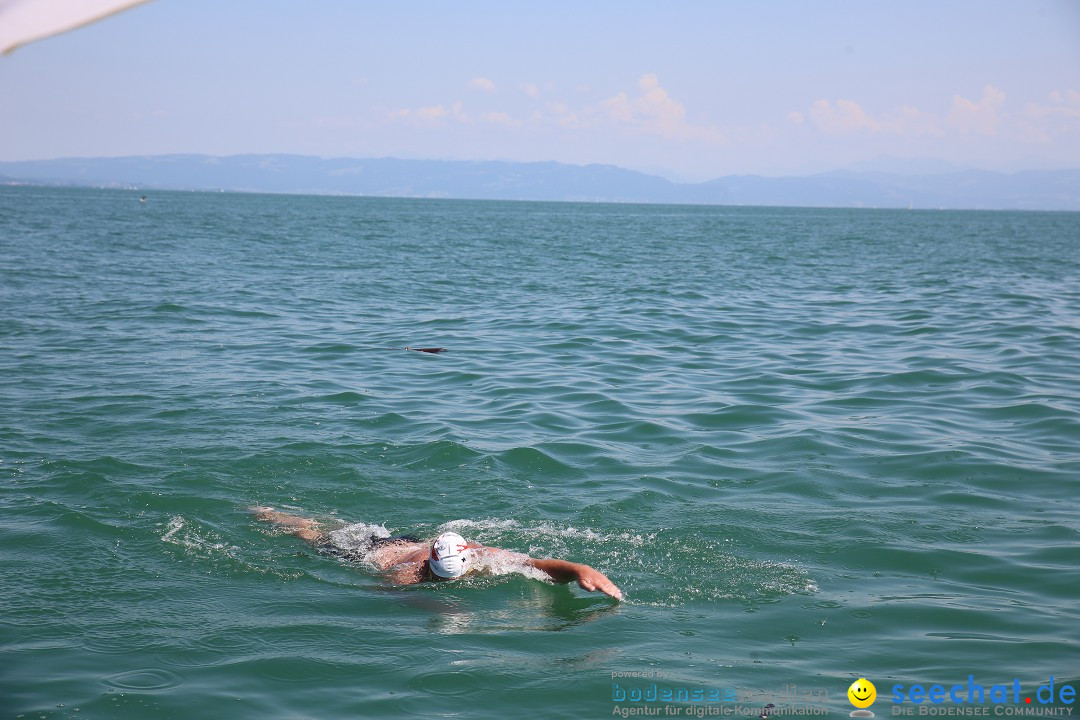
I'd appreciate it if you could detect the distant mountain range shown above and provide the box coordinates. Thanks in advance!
[1,154,1078,211]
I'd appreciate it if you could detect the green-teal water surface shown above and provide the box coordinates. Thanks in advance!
[1,187,1078,719]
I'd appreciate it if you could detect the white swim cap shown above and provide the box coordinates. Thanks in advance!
[429,531,472,578]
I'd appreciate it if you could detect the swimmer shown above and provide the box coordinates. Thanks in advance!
[253,507,622,600]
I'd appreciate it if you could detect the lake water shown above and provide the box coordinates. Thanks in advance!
[1,186,1077,719]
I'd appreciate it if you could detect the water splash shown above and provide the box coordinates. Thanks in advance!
[439,517,816,606]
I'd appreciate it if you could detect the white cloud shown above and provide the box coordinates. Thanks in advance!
[522,83,541,98]
[804,98,944,137]
[597,92,634,123]
[546,101,580,128]
[382,105,443,124]
[480,111,522,127]
[947,85,1006,136]
[1020,89,1080,143]
[809,99,879,133]
[1030,89,1080,121]
[1044,90,1080,120]
[588,73,725,143]
[468,77,496,93]
[387,101,468,126]
[418,105,447,120]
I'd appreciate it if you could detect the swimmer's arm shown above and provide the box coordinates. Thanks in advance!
[476,547,622,600]
[371,545,429,571]
[384,561,424,585]
[526,558,623,601]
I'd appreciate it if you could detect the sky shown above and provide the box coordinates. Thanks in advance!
[2,0,1079,180]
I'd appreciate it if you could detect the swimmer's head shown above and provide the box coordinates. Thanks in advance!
[429,532,473,579]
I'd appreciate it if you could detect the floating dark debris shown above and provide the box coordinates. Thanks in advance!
[393,347,447,354]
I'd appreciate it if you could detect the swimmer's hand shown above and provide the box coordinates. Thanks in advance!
[528,558,623,601]
[576,564,623,601]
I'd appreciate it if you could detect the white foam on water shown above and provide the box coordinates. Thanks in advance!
[161,515,184,543]
[321,521,394,568]
[160,514,236,558]
[445,517,818,605]
[442,517,656,548]
[472,548,550,582]
[328,521,391,551]
[163,514,307,579]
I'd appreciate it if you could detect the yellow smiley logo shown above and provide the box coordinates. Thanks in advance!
[848,678,877,708]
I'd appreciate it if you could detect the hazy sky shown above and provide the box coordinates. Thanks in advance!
[3,1,1079,179]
